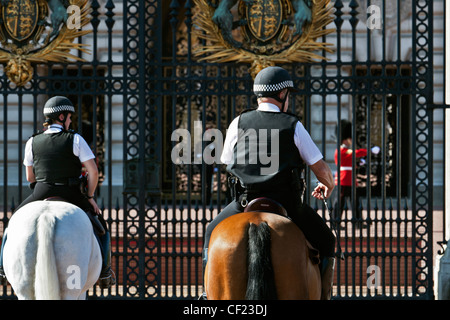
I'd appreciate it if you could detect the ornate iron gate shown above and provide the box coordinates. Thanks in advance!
[0,0,436,299]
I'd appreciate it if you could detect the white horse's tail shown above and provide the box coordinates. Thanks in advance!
[34,212,61,300]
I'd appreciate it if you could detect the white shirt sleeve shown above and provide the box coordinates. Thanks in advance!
[294,121,323,166]
[23,138,34,166]
[73,133,95,163]
[220,116,240,165]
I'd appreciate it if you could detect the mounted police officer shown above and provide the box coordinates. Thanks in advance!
[0,96,115,289]
[201,66,336,299]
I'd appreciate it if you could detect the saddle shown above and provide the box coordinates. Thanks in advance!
[244,197,288,217]
[43,196,67,202]
[244,197,320,265]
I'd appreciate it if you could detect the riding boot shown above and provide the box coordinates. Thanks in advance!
[86,209,106,236]
[98,230,116,289]
[198,248,208,300]
[320,256,335,300]
[0,229,7,285]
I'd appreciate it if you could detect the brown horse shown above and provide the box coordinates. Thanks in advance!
[204,209,321,300]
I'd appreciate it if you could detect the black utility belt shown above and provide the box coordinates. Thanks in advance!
[43,182,66,186]
[38,178,81,187]
[228,173,305,209]
[228,175,280,207]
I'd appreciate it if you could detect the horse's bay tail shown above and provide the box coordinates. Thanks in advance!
[245,222,277,300]
[35,212,61,300]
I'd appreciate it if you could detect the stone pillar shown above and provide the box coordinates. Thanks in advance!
[437,0,450,300]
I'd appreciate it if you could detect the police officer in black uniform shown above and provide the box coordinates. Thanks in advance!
[201,66,336,299]
[0,96,115,289]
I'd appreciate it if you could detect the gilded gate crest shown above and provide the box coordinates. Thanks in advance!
[245,0,283,42]
[193,0,335,78]
[0,0,91,86]
[3,0,40,42]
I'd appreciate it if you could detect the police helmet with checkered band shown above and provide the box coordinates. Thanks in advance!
[43,96,75,128]
[253,66,298,98]
[43,96,75,117]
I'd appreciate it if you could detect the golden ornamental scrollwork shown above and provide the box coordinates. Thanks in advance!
[0,0,91,86]
[193,0,335,78]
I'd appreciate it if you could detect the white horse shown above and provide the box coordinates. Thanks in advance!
[3,200,102,299]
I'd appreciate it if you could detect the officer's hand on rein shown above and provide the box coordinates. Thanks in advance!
[88,198,101,215]
[311,183,330,200]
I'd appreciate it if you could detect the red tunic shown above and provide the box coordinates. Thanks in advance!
[334,145,367,186]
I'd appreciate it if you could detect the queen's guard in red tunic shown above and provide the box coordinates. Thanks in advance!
[333,120,380,229]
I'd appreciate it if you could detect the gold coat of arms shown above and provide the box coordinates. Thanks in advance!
[193,0,335,78]
[0,0,91,86]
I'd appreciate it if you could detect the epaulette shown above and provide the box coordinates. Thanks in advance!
[239,107,257,115]
[31,131,44,138]
[283,110,302,121]
[239,107,302,122]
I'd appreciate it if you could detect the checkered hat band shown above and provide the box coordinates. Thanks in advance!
[253,80,294,93]
[43,105,75,115]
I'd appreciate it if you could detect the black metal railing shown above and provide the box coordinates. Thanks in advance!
[0,0,440,299]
